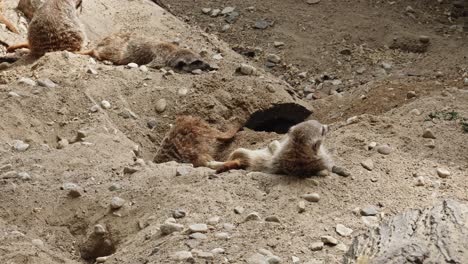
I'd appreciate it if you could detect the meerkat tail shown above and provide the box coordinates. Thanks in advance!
[215,159,246,173]
[206,161,225,170]
[7,42,30,53]
[0,15,19,34]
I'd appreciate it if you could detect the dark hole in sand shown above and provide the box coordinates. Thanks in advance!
[244,103,312,134]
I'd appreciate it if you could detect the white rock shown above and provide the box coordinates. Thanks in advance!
[100,100,111,109]
[207,216,220,225]
[139,65,148,72]
[292,256,300,264]
[13,140,30,152]
[436,168,450,178]
[155,99,167,113]
[321,235,338,245]
[239,64,257,75]
[18,77,36,86]
[90,104,100,112]
[302,193,320,202]
[346,116,358,124]
[37,79,57,88]
[160,222,184,235]
[212,53,223,60]
[8,92,20,97]
[266,54,281,63]
[335,224,353,237]
[94,224,107,235]
[221,7,235,14]
[202,8,212,14]
[189,223,208,233]
[172,251,193,261]
[368,142,377,150]
[96,256,109,263]
[31,239,44,247]
[17,172,32,181]
[361,159,374,171]
[127,62,139,68]
[211,248,225,254]
[110,197,125,209]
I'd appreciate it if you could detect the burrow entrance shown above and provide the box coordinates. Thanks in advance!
[244,103,312,134]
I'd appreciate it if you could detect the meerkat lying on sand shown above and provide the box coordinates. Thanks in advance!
[7,0,84,55]
[78,32,213,72]
[209,120,333,177]
[154,115,240,167]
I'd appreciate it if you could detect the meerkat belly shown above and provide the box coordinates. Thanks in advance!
[29,18,84,54]
[272,149,326,176]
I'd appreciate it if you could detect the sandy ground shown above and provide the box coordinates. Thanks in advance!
[0,0,467,263]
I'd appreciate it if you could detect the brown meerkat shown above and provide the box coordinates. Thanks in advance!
[0,1,19,34]
[209,120,333,177]
[77,32,213,72]
[153,115,241,167]
[17,0,46,20]
[6,0,84,55]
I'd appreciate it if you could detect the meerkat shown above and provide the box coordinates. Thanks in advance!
[153,115,240,167]
[210,120,333,177]
[17,0,45,20]
[0,1,19,33]
[77,32,213,72]
[6,0,84,55]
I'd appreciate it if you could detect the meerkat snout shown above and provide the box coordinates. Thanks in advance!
[167,49,213,72]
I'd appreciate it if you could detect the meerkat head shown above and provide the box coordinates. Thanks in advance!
[288,120,328,153]
[167,49,213,72]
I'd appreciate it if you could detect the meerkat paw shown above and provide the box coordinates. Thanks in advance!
[268,140,280,154]
[215,160,243,174]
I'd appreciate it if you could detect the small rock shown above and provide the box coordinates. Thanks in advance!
[211,9,221,17]
[221,24,231,32]
[221,6,235,14]
[346,116,359,124]
[13,140,30,152]
[211,248,225,254]
[172,209,186,219]
[96,256,109,263]
[335,224,353,237]
[321,236,338,245]
[307,0,321,4]
[381,62,392,70]
[31,239,44,247]
[360,206,378,216]
[310,241,324,251]
[67,184,83,198]
[18,77,36,86]
[139,65,148,72]
[155,99,167,113]
[123,166,139,174]
[410,109,421,116]
[8,91,20,97]
[100,100,111,109]
[189,223,208,233]
[234,206,245,214]
[265,216,281,223]
[407,91,417,99]
[415,176,425,186]
[191,69,202,75]
[57,138,69,149]
[340,48,352,55]
[147,119,157,129]
[87,67,98,75]
[368,142,377,150]
[37,79,57,88]
[172,251,194,262]
[245,212,261,222]
[160,222,184,235]
[254,20,271,29]
[190,232,207,240]
[302,193,320,202]
[292,256,300,264]
[298,72,308,78]
[212,53,223,60]
[435,71,444,78]
[376,144,392,155]
[405,5,415,13]
[419,35,430,43]
[176,166,191,176]
[202,8,211,14]
[266,84,275,93]
[108,183,121,191]
[336,243,348,252]
[422,129,436,139]
[267,256,282,264]
[298,201,306,213]
[239,64,257,75]
[356,67,366,74]
[361,216,379,227]
[17,172,32,181]
[90,104,100,113]
[436,168,450,178]
[110,197,125,209]
[464,77,468,86]
[94,224,107,235]
[332,166,350,177]
[266,54,281,64]
[361,159,374,171]
[207,216,220,225]
[127,62,138,69]
[223,223,236,230]
[247,253,268,264]
[274,41,285,47]
[215,232,230,240]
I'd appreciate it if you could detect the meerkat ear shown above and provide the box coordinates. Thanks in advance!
[312,139,322,152]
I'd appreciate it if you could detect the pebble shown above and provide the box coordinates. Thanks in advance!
[307,0,321,4]
[405,5,415,13]
[172,251,194,261]
[17,172,32,181]
[110,197,125,209]
[202,8,211,14]
[172,209,186,219]
[407,91,417,99]
[302,193,320,202]
[346,116,359,124]
[361,159,374,171]
[207,216,220,225]
[356,67,366,74]
[189,223,208,233]
[100,100,111,109]
[415,176,425,186]
[222,24,231,32]
[436,168,450,178]
[245,212,261,222]
[419,35,430,43]
[410,109,421,116]
[381,62,392,70]
[18,77,36,86]
[31,239,44,247]
[155,99,167,113]
[254,20,271,29]
[376,144,392,155]
[8,91,20,97]
[212,53,223,60]
[178,87,189,96]
[292,256,300,264]
[87,67,98,75]
[13,140,30,152]
[368,142,377,150]
[298,72,308,78]
[160,222,184,235]
[90,104,100,112]
[267,256,282,264]
[96,256,109,263]
[223,223,235,231]
[189,232,207,240]
[67,184,83,198]
[176,166,191,176]
[361,216,379,227]
[274,41,285,47]
[332,166,350,177]
[215,232,230,240]
[211,248,225,254]
[234,206,245,214]
[239,64,257,75]
[265,216,281,223]
[221,6,235,14]
[147,119,157,129]
[336,243,348,252]
[310,241,324,251]
[37,79,57,88]
[127,63,138,69]
[298,201,306,213]
[211,9,221,17]
[422,129,436,139]
[266,54,281,64]
[247,253,268,264]
[321,235,338,245]
[139,65,148,72]
[108,183,121,191]
[335,224,353,237]
[57,138,69,149]
[94,224,107,235]
[191,69,202,75]
[360,206,378,216]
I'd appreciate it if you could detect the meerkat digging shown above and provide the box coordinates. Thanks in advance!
[209,120,333,177]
